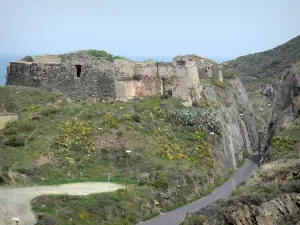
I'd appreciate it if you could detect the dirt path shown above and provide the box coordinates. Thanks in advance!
[0,182,122,225]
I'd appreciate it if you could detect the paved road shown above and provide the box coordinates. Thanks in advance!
[0,182,122,225]
[137,153,259,225]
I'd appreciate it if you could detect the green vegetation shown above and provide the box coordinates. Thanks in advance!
[0,86,227,225]
[132,73,142,81]
[84,49,126,62]
[222,70,235,79]
[224,35,300,91]
[20,55,34,62]
[210,79,231,89]
[271,136,294,156]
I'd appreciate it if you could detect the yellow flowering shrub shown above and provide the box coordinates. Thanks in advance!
[103,113,118,128]
[153,127,186,159]
[53,119,94,163]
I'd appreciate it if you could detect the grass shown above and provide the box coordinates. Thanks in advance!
[0,86,229,225]
[210,79,231,89]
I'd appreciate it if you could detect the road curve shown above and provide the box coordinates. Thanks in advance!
[0,182,122,225]
[137,153,259,225]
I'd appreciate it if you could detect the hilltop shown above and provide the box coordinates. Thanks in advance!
[223,35,300,92]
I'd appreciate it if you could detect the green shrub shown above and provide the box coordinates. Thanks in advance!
[167,107,197,126]
[132,114,141,123]
[182,215,205,225]
[39,107,59,116]
[103,113,119,128]
[150,172,169,190]
[210,79,231,89]
[133,73,141,81]
[4,135,25,147]
[223,70,235,79]
[20,55,34,62]
[272,136,294,156]
[2,125,18,135]
[84,49,125,62]
[2,121,18,135]
[117,131,123,137]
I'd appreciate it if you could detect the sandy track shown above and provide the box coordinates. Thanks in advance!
[0,182,122,225]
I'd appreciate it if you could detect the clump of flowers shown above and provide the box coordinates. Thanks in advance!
[53,119,94,164]
[272,136,294,156]
[153,127,186,159]
[103,113,119,128]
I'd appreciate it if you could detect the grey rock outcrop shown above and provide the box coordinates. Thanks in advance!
[263,62,300,160]
[190,194,300,225]
[262,83,276,98]
[203,77,259,170]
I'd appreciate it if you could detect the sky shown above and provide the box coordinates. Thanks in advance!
[0,0,299,60]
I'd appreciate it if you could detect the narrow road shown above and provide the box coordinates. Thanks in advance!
[0,153,258,225]
[137,153,259,225]
[0,182,122,225]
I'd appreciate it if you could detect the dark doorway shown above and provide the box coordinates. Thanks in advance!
[75,65,82,78]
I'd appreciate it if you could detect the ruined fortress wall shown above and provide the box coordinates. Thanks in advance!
[141,76,162,96]
[115,76,162,98]
[188,65,202,102]
[7,53,116,100]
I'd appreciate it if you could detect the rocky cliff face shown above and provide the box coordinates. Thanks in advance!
[202,78,259,170]
[263,61,300,161]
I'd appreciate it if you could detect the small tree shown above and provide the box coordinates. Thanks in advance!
[20,55,34,62]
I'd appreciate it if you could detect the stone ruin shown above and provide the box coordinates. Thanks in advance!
[6,52,223,105]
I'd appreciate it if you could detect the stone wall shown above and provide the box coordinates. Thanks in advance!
[6,52,116,101]
[6,53,222,103]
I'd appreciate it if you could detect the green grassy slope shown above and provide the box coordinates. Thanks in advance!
[224,35,300,92]
[1,86,227,225]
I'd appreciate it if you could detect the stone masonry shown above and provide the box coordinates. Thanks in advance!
[6,52,223,104]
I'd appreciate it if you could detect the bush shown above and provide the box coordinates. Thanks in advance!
[223,70,235,79]
[182,215,205,225]
[2,121,18,135]
[20,55,34,62]
[103,113,119,128]
[2,126,18,135]
[272,136,294,156]
[132,114,141,123]
[85,49,125,62]
[39,107,59,116]
[133,73,141,81]
[167,107,197,126]
[210,79,231,89]
[150,172,169,190]
[4,135,25,147]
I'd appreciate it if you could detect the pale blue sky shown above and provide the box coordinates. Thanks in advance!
[0,0,300,59]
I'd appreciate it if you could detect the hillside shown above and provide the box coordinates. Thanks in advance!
[223,35,300,92]
[0,75,258,225]
[182,61,300,225]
